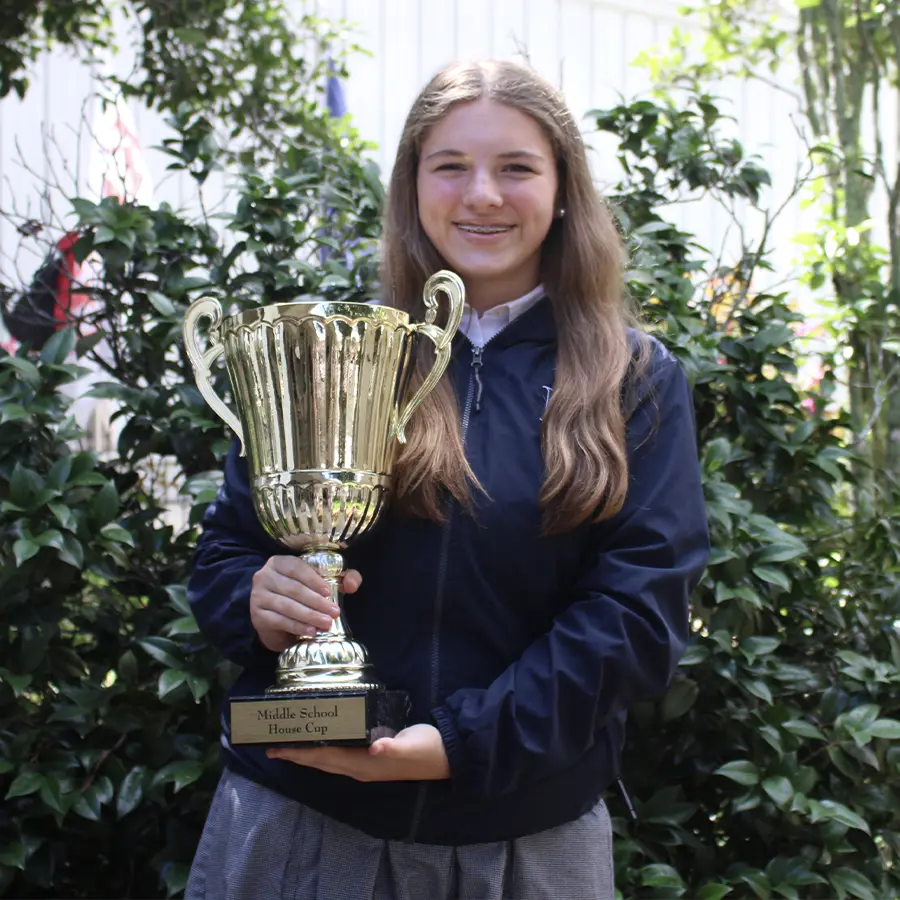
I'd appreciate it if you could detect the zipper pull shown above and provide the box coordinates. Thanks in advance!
[471,346,484,413]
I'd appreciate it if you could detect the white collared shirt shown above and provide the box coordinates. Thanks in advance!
[458,284,546,348]
[367,283,546,349]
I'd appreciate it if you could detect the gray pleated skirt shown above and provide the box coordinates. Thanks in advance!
[185,768,614,900]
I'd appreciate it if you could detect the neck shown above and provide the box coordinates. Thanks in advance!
[465,275,542,314]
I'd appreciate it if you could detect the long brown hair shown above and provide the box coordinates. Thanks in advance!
[381,60,647,535]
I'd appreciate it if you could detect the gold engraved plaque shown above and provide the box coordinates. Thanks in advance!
[230,696,367,744]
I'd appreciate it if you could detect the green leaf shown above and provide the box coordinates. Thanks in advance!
[100,524,135,545]
[762,776,793,807]
[165,584,191,615]
[751,324,794,350]
[697,886,732,900]
[163,862,190,898]
[745,679,774,704]
[752,566,791,591]
[841,704,880,734]
[829,868,877,900]
[47,456,73,489]
[742,637,781,657]
[715,760,760,786]
[661,678,699,720]
[0,842,26,869]
[754,541,805,564]
[810,799,871,834]
[13,538,40,567]
[783,720,826,740]
[147,291,177,316]
[59,534,84,568]
[73,785,103,821]
[158,668,188,698]
[35,528,64,549]
[0,668,32,695]
[167,615,200,635]
[186,674,210,702]
[117,767,146,818]
[10,463,42,507]
[92,481,120,525]
[639,864,685,891]
[1,403,30,423]
[70,472,108,486]
[40,327,77,365]
[5,772,42,799]
[138,637,185,669]
[154,760,204,793]
[1,355,41,388]
[867,718,900,739]
[39,776,64,813]
[48,502,76,531]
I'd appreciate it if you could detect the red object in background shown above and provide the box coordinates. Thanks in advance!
[54,232,88,322]
[1,231,88,351]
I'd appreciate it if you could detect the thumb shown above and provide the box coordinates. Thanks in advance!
[342,569,363,593]
[369,737,400,757]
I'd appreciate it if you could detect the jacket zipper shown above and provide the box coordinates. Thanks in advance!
[406,344,480,842]
[471,345,484,412]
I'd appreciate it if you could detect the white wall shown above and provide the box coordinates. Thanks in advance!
[1,0,897,319]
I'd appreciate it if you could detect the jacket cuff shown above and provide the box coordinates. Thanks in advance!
[431,705,467,787]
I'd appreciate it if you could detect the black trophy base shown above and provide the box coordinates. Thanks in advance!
[229,688,409,747]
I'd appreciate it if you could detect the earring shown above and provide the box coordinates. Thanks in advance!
[556,207,566,219]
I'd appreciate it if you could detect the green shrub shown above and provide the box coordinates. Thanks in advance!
[596,93,900,900]
[1,76,898,900]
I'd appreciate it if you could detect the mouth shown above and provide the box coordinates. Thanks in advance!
[455,223,515,235]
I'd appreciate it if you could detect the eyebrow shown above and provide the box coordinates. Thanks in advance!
[423,149,547,161]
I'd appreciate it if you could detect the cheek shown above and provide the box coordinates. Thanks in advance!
[416,177,458,226]
[417,181,462,253]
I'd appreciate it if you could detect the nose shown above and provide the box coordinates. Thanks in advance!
[463,167,503,211]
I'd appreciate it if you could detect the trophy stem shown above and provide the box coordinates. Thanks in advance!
[268,547,382,694]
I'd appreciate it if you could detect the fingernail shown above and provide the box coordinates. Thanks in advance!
[303,626,316,637]
[318,616,333,629]
[330,605,340,616]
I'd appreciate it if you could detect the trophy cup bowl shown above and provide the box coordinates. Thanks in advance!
[182,271,465,745]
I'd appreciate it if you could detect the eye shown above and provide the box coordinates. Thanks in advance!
[435,162,466,172]
[504,163,536,174]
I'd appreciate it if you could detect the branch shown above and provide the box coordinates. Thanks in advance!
[797,10,824,137]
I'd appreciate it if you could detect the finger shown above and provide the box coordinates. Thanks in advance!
[342,570,363,593]
[253,601,319,637]
[265,571,340,618]
[269,557,331,597]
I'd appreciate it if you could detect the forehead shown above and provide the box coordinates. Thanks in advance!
[421,99,553,157]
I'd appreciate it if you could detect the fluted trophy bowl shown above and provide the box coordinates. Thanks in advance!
[182,272,464,742]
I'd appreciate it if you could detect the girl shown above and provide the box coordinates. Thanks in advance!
[185,60,709,900]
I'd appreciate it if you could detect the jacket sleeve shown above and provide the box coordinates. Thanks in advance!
[431,350,711,796]
[187,439,285,668]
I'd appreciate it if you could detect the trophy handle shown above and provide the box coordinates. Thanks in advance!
[395,270,466,444]
[182,296,246,453]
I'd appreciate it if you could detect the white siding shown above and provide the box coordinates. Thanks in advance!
[1,0,896,307]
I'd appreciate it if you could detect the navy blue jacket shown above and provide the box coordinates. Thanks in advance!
[187,297,710,844]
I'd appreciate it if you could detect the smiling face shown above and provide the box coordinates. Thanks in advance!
[416,98,559,311]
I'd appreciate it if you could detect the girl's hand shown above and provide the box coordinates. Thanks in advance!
[266,724,451,782]
[249,556,362,653]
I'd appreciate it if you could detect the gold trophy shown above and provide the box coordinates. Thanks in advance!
[183,272,465,745]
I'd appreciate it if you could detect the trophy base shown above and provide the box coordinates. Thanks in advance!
[229,688,410,747]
